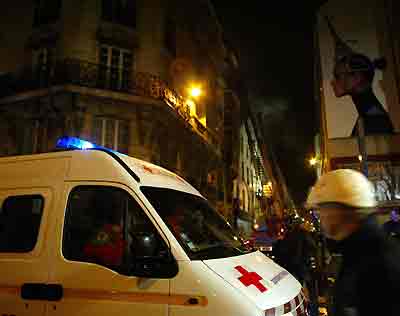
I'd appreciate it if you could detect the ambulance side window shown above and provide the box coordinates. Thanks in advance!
[0,195,44,252]
[63,186,168,275]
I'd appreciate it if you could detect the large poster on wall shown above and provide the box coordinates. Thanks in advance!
[318,0,393,139]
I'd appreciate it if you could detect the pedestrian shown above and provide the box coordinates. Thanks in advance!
[273,217,316,285]
[232,198,240,230]
[306,169,400,316]
[273,216,318,316]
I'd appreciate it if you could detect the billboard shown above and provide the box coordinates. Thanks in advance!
[318,0,389,139]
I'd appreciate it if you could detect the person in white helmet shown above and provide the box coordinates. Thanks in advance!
[306,169,400,316]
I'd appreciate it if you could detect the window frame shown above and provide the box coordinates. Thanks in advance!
[0,194,45,254]
[98,44,134,91]
[62,184,171,275]
[92,117,129,153]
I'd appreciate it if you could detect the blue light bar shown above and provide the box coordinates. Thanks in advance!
[56,136,96,150]
[55,136,125,156]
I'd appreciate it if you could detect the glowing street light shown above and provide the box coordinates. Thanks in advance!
[188,85,202,98]
[309,157,318,166]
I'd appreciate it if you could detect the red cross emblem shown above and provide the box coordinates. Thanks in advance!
[235,265,267,293]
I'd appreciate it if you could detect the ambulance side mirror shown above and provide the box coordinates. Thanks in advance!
[132,256,178,279]
[130,232,178,279]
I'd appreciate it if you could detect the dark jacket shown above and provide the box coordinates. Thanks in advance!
[274,227,316,283]
[383,220,400,240]
[333,216,400,316]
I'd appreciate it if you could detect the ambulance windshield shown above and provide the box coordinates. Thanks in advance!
[140,187,252,260]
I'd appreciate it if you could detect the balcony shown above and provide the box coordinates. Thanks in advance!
[0,58,221,152]
[1,58,172,99]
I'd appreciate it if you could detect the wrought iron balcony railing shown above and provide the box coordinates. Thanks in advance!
[0,58,220,150]
[1,58,181,102]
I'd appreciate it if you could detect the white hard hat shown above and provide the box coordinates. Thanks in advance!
[306,169,377,210]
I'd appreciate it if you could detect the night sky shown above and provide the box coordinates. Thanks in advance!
[213,1,326,204]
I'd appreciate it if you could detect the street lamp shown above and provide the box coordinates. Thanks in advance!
[308,155,322,178]
[309,157,318,166]
[188,85,202,98]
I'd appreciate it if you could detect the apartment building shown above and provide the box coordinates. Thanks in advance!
[0,0,228,205]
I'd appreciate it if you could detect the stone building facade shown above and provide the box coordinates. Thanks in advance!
[0,0,229,206]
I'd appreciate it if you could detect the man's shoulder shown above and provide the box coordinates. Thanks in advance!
[382,239,400,272]
[357,243,400,311]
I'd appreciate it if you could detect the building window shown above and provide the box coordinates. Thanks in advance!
[101,0,136,28]
[22,117,62,155]
[92,117,129,153]
[33,47,54,66]
[33,0,62,27]
[164,18,176,56]
[63,186,167,274]
[22,120,40,154]
[0,195,44,252]
[32,47,55,86]
[98,45,133,91]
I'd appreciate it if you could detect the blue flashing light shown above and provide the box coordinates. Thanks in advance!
[56,136,125,156]
[56,136,96,150]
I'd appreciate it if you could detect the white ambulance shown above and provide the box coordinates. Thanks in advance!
[0,137,307,316]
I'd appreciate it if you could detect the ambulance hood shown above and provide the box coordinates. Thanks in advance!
[203,251,305,315]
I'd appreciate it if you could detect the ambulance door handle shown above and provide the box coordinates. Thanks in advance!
[21,283,63,301]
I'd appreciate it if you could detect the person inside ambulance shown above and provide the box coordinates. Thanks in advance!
[142,187,249,259]
[83,191,125,268]
[166,204,186,237]
[306,169,400,316]
[165,203,205,247]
